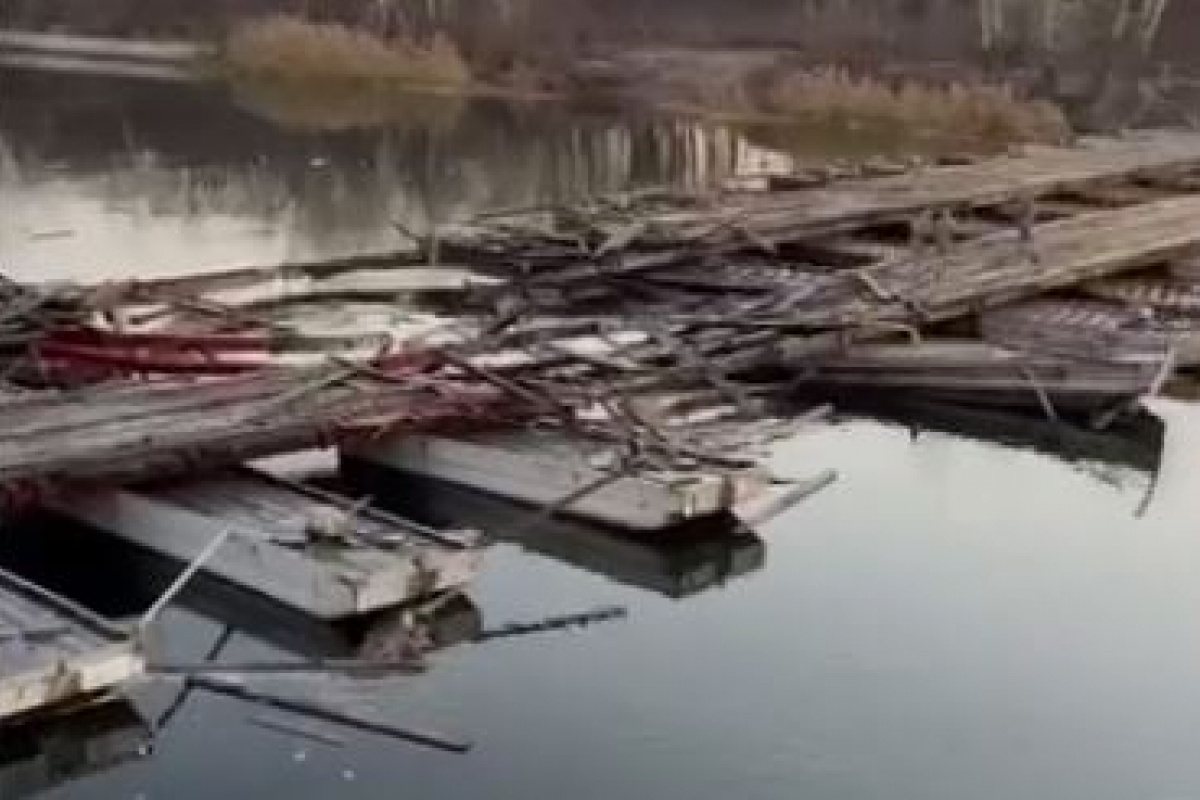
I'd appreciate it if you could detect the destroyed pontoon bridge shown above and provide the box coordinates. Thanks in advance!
[7,129,1200,722]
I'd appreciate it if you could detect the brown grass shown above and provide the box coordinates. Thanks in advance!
[223,16,470,87]
[230,78,466,134]
[759,68,1071,145]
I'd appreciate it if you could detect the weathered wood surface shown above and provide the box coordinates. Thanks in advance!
[734,195,1200,329]
[654,195,1200,381]
[1081,275,1200,313]
[55,468,481,619]
[0,568,140,721]
[981,299,1200,364]
[0,365,515,506]
[698,133,1200,240]
[791,340,1159,407]
[448,132,1200,260]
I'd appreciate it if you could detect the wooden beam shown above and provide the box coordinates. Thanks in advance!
[51,469,481,620]
[0,568,141,722]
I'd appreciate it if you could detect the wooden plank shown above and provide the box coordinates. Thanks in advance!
[51,469,482,620]
[0,51,197,81]
[0,366,510,502]
[788,339,1159,412]
[0,569,141,722]
[0,30,207,63]
[660,132,1200,246]
[345,432,768,531]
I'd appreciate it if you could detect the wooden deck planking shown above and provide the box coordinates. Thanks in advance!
[0,367,510,501]
[703,132,1200,244]
[497,132,1200,257]
[0,569,140,721]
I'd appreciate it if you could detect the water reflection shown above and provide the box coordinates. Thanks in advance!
[0,67,791,281]
[344,466,767,599]
[0,699,149,800]
[826,397,1166,477]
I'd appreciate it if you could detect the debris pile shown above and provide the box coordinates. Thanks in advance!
[4,132,1200,520]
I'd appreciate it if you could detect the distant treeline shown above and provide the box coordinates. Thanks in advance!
[0,1,994,55]
[5,0,1196,64]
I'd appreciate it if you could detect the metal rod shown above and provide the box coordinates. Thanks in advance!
[189,676,471,754]
[139,528,232,630]
[247,715,347,748]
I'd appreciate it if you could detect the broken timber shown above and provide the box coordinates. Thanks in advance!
[50,468,481,620]
[691,194,1200,377]
[0,568,141,722]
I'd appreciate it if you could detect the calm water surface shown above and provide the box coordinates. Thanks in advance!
[6,67,1200,800]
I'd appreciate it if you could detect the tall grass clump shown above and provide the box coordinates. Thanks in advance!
[762,68,1071,145]
[223,16,470,88]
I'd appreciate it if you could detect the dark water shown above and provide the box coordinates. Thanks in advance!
[7,66,1200,800]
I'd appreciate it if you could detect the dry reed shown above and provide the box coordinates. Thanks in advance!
[760,68,1071,145]
[223,16,471,87]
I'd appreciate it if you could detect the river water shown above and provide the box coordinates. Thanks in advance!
[7,65,1200,800]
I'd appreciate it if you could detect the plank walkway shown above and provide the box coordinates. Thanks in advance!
[665,131,1200,247]
[0,366,512,507]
